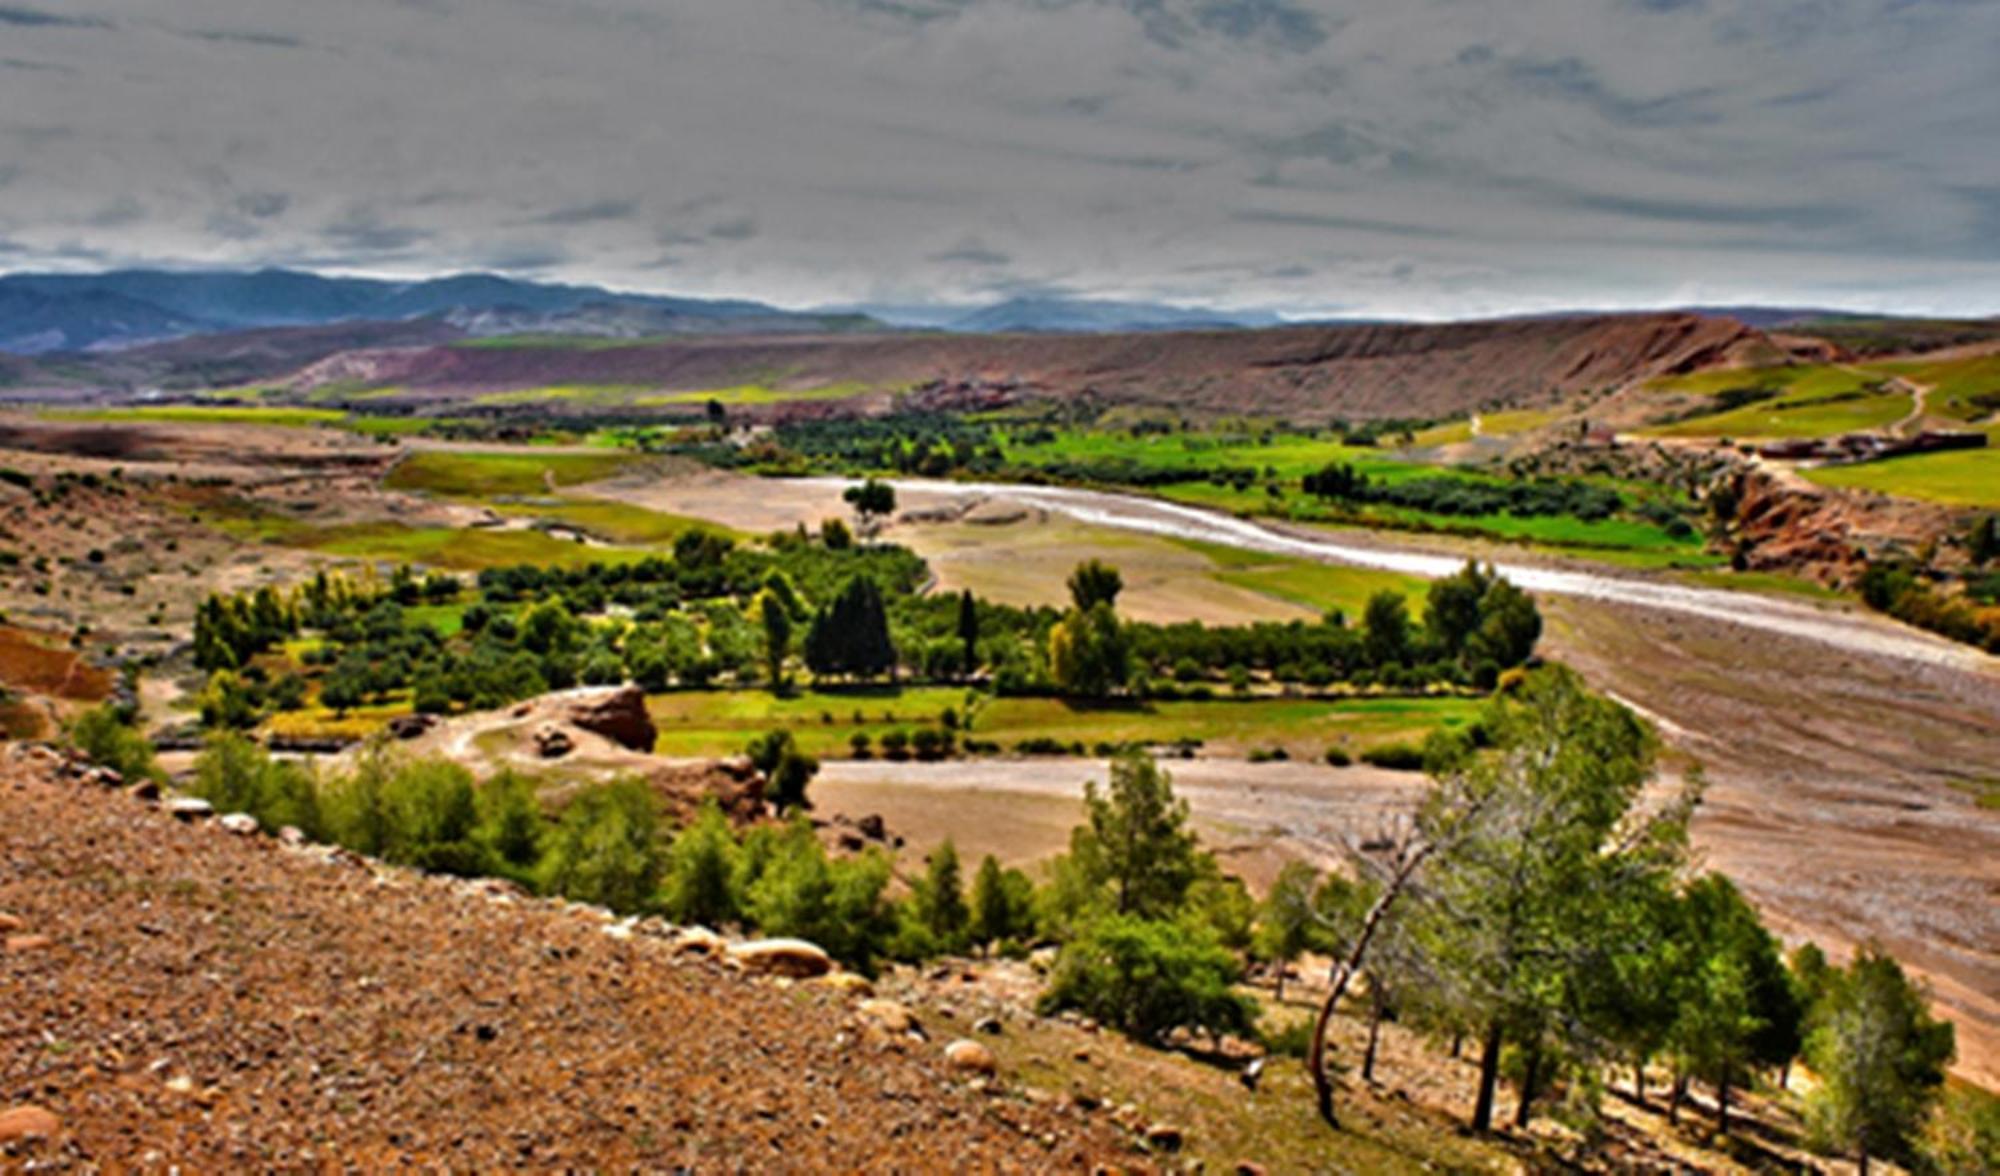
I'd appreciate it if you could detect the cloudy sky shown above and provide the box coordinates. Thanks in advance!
[1,0,1996,318]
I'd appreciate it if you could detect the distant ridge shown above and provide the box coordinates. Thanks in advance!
[0,268,875,355]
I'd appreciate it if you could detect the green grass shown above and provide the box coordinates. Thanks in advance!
[404,602,469,637]
[1869,353,2000,422]
[1171,539,1428,617]
[1409,408,1562,447]
[40,405,349,428]
[493,499,734,546]
[1800,447,2000,508]
[1681,569,1847,602]
[385,450,655,498]
[639,382,873,407]
[301,523,652,570]
[647,686,976,757]
[643,688,1475,759]
[971,695,1479,758]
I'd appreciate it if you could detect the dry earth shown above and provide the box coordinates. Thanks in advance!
[0,756,1120,1171]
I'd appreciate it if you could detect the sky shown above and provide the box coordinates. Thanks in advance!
[1,0,1997,320]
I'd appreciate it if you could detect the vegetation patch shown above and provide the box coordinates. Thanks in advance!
[385,450,656,498]
[1803,448,2000,508]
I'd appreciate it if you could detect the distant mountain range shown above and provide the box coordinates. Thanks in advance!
[0,269,874,355]
[848,296,1286,334]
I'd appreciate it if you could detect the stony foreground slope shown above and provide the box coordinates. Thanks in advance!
[0,756,1114,1171]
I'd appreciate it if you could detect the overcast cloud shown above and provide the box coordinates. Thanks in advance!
[0,0,1995,317]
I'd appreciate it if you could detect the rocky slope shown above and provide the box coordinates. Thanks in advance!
[0,750,1117,1170]
[271,311,1773,422]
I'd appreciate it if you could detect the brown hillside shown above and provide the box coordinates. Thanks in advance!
[288,313,1771,421]
[0,756,1116,1170]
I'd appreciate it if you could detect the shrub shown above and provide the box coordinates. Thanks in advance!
[746,729,820,810]
[848,730,872,759]
[880,728,912,760]
[379,758,483,875]
[66,705,160,783]
[191,733,321,838]
[746,818,897,972]
[541,778,664,913]
[661,799,740,927]
[1360,741,1427,771]
[474,768,544,883]
[1037,915,1256,1043]
[1323,746,1352,767]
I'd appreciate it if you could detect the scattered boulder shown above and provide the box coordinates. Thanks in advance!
[818,971,874,997]
[0,1105,60,1144]
[727,938,833,979]
[0,912,21,934]
[858,999,922,1036]
[670,926,727,957]
[165,797,213,822]
[218,812,260,836]
[1143,1123,1186,1154]
[4,934,53,953]
[646,757,766,825]
[856,813,887,842]
[277,825,308,847]
[388,713,438,740]
[128,778,161,802]
[943,1039,997,1077]
[534,726,575,759]
[974,1015,1004,1036]
[556,685,658,752]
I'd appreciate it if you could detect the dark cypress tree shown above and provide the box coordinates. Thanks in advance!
[805,575,897,680]
[956,589,979,679]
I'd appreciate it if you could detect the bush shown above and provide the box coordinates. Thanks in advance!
[1323,746,1353,767]
[1037,915,1256,1043]
[1360,741,1427,771]
[661,799,740,927]
[66,705,160,783]
[880,728,911,760]
[379,758,483,875]
[541,778,664,913]
[475,769,544,884]
[191,733,320,837]
[746,818,897,972]
[746,729,820,810]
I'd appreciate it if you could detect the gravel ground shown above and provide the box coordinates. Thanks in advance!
[0,759,1118,1171]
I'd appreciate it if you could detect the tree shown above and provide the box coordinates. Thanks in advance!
[197,668,262,729]
[1255,860,1321,1002]
[1404,666,1697,1132]
[1361,591,1412,667]
[1066,559,1124,611]
[821,517,853,550]
[1665,874,1802,1132]
[969,854,1036,948]
[661,800,740,927]
[746,728,820,811]
[540,778,665,914]
[1072,753,1200,919]
[956,589,980,679]
[758,590,792,691]
[1804,945,1956,1174]
[1048,602,1128,699]
[1038,915,1255,1042]
[1968,513,1998,566]
[843,478,896,532]
[191,731,321,838]
[912,839,971,952]
[66,704,160,783]
[804,575,897,681]
[474,769,544,884]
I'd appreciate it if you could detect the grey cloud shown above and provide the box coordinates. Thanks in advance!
[86,197,146,228]
[527,200,639,226]
[1498,55,1722,128]
[930,242,1011,266]
[706,216,758,242]
[322,208,432,254]
[234,192,291,219]
[0,57,75,73]
[478,244,571,273]
[182,28,307,49]
[0,5,109,28]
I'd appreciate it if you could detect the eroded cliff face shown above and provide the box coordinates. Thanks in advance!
[1721,465,1966,584]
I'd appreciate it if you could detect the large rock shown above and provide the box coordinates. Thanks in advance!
[943,1039,997,1077]
[0,1105,59,1143]
[727,938,833,979]
[555,685,657,752]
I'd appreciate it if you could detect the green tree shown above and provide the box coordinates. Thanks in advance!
[65,704,160,783]
[1665,874,1803,1132]
[661,799,740,927]
[1048,601,1129,699]
[757,590,792,691]
[541,778,665,914]
[1362,590,1412,667]
[956,589,980,679]
[911,838,971,953]
[1255,860,1321,1002]
[475,769,544,884]
[843,478,896,531]
[1071,753,1200,919]
[804,575,897,681]
[1408,666,1697,1132]
[191,732,321,838]
[1066,559,1124,611]
[969,853,1036,948]
[1804,945,1957,1174]
[746,728,820,811]
[197,668,262,729]
[1038,915,1255,1042]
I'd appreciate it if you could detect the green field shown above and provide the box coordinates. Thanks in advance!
[492,498,732,545]
[643,687,1475,759]
[1800,447,2000,508]
[1172,540,1428,617]
[385,450,656,497]
[1870,353,2000,422]
[1644,352,2000,440]
[41,405,350,428]
[301,523,656,570]
[1409,408,1562,447]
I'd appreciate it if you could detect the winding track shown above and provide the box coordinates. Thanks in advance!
[794,477,1993,672]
